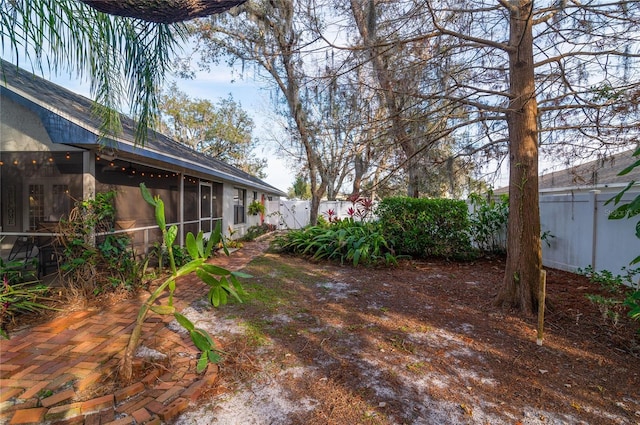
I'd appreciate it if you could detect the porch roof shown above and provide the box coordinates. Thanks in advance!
[0,60,285,197]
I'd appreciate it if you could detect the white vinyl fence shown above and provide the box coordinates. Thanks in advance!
[264,200,366,230]
[540,186,640,276]
[266,187,640,277]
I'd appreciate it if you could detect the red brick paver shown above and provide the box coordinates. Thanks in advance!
[0,238,271,424]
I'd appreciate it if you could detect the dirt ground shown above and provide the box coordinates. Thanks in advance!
[168,250,640,425]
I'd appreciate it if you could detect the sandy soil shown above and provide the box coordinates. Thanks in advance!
[171,251,640,425]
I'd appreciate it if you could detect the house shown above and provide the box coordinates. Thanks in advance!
[0,60,285,262]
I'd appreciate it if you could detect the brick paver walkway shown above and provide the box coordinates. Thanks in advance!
[0,238,271,425]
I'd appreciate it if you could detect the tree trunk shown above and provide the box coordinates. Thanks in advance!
[81,0,246,23]
[496,0,542,315]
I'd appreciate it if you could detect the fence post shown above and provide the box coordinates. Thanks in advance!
[589,190,601,271]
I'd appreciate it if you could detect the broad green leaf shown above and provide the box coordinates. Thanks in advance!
[605,181,634,206]
[155,198,166,229]
[186,233,199,260]
[174,312,195,331]
[207,350,222,363]
[196,268,220,287]
[619,159,640,176]
[196,352,208,373]
[195,231,205,258]
[149,304,175,315]
[230,271,252,279]
[209,286,221,307]
[139,183,156,207]
[203,264,233,276]
[190,328,213,351]
[166,225,178,247]
[175,259,203,276]
[636,221,640,239]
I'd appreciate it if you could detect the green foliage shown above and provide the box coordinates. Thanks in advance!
[120,183,249,380]
[241,223,276,242]
[288,174,312,200]
[247,200,266,216]
[1,1,187,144]
[578,265,640,331]
[606,146,640,264]
[58,191,142,296]
[159,86,267,177]
[468,192,509,254]
[375,197,473,259]
[276,220,397,266]
[0,272,56,339]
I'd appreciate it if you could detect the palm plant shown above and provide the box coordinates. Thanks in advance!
[0,0,187,143]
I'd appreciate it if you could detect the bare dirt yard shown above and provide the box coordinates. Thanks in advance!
[172,249,640,425]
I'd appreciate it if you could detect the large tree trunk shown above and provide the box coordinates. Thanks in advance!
[81,0,246,23]
[496,0,542,315]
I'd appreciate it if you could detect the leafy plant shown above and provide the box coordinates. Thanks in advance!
[603,147,640,329]
[0,272,56,339]
[578,265,640,330]
[241,223,276,242]
[247,200,266,216]
[605,146,640,265]
[468,191,509,254]
[276,220,397,266]
[119,183,249,381]
[57,190,143,297]
[376,197,473,259]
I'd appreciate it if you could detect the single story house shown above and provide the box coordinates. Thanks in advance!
[0,60,285,263]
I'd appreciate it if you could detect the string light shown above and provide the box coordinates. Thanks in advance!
[65,152,70,159]
[48,157,54,163]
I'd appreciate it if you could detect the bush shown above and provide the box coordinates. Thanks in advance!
[376,197,473,259]
[579,265,640,332]
[468,192,509,254]
[0,268,55,339]
[276,219,397,266]
[242,223,276,242]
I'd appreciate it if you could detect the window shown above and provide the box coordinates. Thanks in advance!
[234,188,246,224]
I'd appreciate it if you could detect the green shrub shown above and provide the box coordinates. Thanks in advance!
[468,192,509,254]
[376,197,473,259]
[242,223,276,242]
[579,265,640,332]
[276,220,397,266]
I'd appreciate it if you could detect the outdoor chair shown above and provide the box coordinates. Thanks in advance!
[7,237,37,265]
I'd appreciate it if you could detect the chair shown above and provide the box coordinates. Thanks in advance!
[7,237,37,265]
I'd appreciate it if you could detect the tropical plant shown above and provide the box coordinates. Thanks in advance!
[119,183,249,381]
[57,190,141,297]
[468,191,509,254]
[604,147,640,328]
[579,265,640,332]
[276,220,397,267]
[1,1,188,143]
[247,200,266,216]
[606,147,640,265]
[0,271,55,340]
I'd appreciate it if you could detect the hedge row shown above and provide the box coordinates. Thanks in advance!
[376,197,472,259]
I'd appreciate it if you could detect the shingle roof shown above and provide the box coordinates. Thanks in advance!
[0,60,285,196]
[537,149,640,190]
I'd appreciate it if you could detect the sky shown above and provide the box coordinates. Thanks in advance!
[14,59,295,193]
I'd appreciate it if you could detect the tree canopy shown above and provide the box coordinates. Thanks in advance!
[159,84,267,177]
